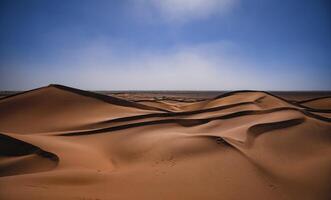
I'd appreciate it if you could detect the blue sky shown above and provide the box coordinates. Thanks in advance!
[0,0,330,90]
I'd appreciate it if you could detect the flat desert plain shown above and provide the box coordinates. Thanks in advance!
[0,85,331,200]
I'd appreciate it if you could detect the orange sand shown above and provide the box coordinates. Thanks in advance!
[0,85,330,200]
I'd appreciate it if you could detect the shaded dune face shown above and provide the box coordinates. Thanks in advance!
[0,134,59,177]
[0,85,330,200]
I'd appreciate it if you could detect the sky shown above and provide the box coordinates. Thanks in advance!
[0,0,330,91]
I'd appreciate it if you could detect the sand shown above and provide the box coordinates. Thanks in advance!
[0,84,330,200]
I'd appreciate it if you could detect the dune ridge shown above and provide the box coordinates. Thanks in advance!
[0,85,330,200]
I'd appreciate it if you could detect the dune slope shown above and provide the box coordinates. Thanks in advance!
[0,85,330,200]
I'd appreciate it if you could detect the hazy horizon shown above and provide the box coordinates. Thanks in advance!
[1,0,331,91]
[1,84,331,92]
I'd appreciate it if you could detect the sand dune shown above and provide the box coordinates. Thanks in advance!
[0,84,163,134]
[299,96,331,110]
[0,85,330,200]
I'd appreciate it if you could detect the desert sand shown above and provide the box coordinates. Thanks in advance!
[0,84,331,200]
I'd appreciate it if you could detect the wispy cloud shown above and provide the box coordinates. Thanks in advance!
[1,39,326,91]
[0,40,253,90]
[133,0,239,23]
[58,41,244,90]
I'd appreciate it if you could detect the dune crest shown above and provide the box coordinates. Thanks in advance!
[0,85,330,200]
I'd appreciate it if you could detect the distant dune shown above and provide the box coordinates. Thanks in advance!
[0,85,330,200]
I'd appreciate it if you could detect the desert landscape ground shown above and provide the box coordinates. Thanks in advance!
[0,84,331,200]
